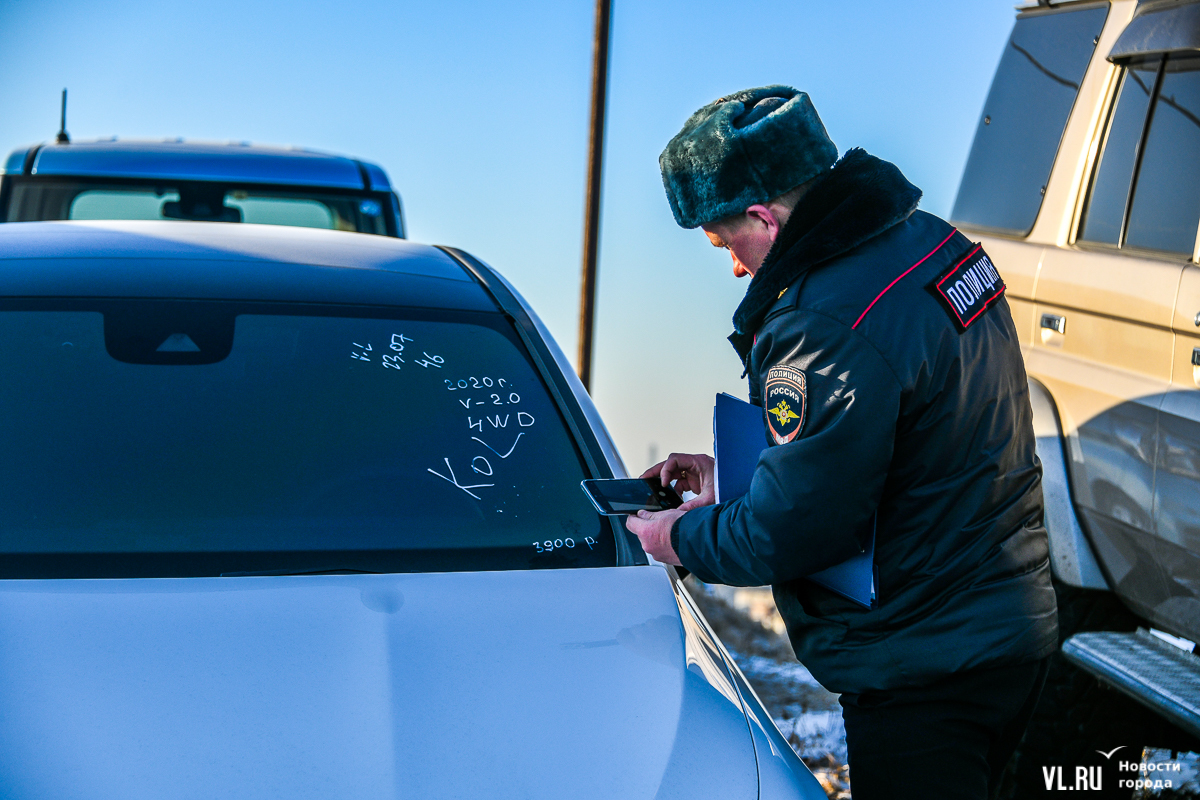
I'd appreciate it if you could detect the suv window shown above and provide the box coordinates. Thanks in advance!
[1080,55,1200,256]
[1077,61,1156,245]
[1126,56,1200,254]
[951,5,1108,235]
[0,301,613,578]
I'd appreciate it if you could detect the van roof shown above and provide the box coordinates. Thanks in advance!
[2,139,392,192]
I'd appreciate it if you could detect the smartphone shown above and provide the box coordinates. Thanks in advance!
[580,477,684,516]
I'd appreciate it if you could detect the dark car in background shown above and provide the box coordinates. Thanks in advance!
[0,138,405,237]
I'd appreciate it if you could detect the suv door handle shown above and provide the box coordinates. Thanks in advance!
[1192,347,1200,367]
[1041,313,1067,335]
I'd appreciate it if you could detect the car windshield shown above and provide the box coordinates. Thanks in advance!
[4,179,391,235]
[0,300,613,578]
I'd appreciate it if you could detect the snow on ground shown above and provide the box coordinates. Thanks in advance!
[731,654,847,766]
[685,579,850,798]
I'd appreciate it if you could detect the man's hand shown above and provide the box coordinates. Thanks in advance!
[624,508,685,566]
[626,452,716,565]
[642,452,716,511]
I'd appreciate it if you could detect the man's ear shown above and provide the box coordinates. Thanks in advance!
[743,204,782,242]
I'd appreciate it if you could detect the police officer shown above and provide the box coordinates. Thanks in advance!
[625,86,1058,800]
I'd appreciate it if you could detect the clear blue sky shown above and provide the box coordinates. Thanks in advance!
[0,0,1017,471]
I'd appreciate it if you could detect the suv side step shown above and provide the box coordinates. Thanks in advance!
[1063,630,1200,739]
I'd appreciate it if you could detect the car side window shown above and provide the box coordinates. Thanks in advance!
[1125,57,1200,255]
[950,5,1108,235]
[1079,55,1200,257]
[1078,61,1157,245]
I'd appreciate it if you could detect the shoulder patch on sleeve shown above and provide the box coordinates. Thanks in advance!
[926,244,1005,332]
[765,366,806,445]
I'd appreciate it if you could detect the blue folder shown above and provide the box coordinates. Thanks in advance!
[714,392,875,609]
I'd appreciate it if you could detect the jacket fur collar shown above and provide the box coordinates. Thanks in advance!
[728,148,922,363]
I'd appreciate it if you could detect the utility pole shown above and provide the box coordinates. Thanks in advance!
[577,0,612,392]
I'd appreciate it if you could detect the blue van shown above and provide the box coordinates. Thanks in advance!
[0,139,405,237]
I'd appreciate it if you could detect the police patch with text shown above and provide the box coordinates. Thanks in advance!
[927,244,1006,332]
[765,366,806,445]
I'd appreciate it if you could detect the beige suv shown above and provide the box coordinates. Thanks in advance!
[951,0,1200,793]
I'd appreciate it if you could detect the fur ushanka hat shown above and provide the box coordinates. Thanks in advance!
[659,85,838,229]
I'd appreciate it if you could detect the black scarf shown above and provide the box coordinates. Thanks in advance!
[728,148,922,364]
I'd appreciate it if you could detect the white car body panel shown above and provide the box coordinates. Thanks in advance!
[0,566,829,798]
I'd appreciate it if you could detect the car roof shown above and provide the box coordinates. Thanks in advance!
[0,220,497,311]
[3,140,392,192]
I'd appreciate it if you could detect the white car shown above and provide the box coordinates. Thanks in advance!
[0,220,827,799]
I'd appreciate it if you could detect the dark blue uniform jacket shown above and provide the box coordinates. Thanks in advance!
[672,149,1058,694]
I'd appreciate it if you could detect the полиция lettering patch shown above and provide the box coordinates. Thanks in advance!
[928,244,1005,332]
[765,366,806,445]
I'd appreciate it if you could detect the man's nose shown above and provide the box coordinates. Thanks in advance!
[732,253,750,278]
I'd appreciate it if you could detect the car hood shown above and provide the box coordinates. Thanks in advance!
[0,566,763,799]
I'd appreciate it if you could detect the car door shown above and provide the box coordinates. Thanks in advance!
[1032,52,1200,625]
[1156,264,1200,641]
